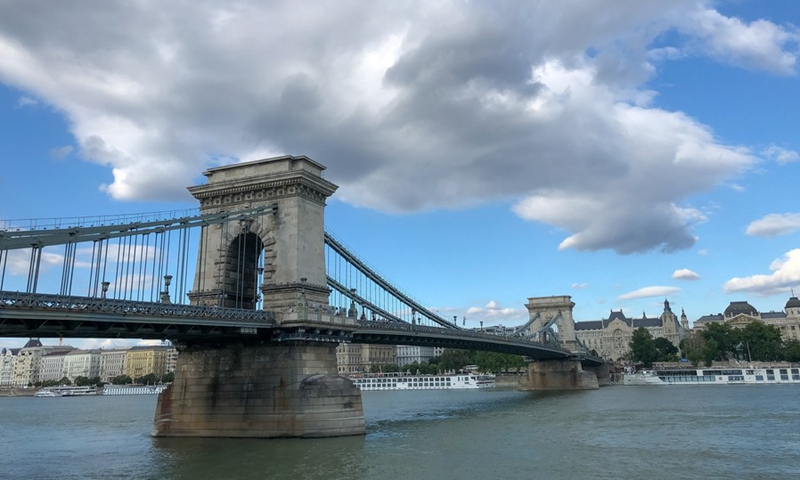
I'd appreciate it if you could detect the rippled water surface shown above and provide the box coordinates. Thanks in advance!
[2,385,799,479]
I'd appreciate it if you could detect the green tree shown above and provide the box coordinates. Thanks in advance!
[135,373,161,385]
[112,374,133,385]
[654,337,679,361]
[702,338,719,367]
[163,372,175,383]
[438,349,474,372]
[739,322,783,361]
[74,376,91,386]
[700,323,738,361]
[629,327,659,367]
[783,339,800,363]
[680,334,706,367]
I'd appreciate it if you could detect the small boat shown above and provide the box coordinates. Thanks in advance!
[348,372,496,391]
[34,389,61,397]
[624,366,800,386]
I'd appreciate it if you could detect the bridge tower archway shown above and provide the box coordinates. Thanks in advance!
[187,155,338,312]
[525,295,579,352]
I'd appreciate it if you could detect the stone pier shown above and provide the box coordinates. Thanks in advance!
[152,342,365,438]
[518,359,599,391]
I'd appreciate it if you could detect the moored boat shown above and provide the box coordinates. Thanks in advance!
[34,389,61,397]
[623,367,800,386]
[348,372,495,391]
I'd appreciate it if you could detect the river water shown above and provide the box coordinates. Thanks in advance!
[2,385,799,479]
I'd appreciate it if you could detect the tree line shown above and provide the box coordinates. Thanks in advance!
[368,348,526,374]
[34,372,174,388]
[628,322,800,367]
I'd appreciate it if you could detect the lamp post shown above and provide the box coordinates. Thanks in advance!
[101,281,110,299]
[480,321,483,332]
[161,274,173,304]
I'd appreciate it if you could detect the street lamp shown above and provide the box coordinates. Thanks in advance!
[480,321,483,332]
[161,274,173,304]
[101,281,110,299]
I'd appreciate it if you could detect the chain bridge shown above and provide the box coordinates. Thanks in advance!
[0,155,605,439]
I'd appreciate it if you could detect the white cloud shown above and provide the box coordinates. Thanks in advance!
[673,268,701,280]
[0,1,792,253]
[763,146,800,164]
[17,96,37,107]
[746,213,800,237]
[617,286,681,301]
[49,145,73,160]
[676,8,799,75]
[724,249,800,296]
[465,300,525,320]
[572,282,589,289]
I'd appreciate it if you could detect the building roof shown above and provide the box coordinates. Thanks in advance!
[575,310,664,331]
[724,301,758,317]
[786,296,800,309]
[22,338,44,349]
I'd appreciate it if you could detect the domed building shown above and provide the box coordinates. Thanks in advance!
[693,295,800,341]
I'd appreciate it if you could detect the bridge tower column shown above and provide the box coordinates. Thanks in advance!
[187,155,337,314]
[525,295,579,352]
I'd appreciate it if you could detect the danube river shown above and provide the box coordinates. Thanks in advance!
[2,384,799,479]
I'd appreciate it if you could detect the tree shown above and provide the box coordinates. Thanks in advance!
[680,334,706,367]
[112,374,132,385]
[438,349,473,372]
[700,323,738,361]
[629,327,658,367]
[74,376,91,386]
[739,322,783,362]
[784,339,800,363]
[163,372,175,383]
[654,337,679,362]
[135,373,161,385]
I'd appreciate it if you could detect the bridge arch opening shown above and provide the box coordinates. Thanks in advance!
[221,231,264,310]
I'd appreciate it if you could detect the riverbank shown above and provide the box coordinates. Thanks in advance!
[0,387,35,397]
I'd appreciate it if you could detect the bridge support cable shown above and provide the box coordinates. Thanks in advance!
[327,275,404,324]
[0,208,266,307]
[324,231,459,329]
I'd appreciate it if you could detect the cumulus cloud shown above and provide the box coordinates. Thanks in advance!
[724,249,800,296]
[617,286,681,301]
[673,268,701,280]
[0,1,793,252]
[746,213,800,237]
[676,8,800,74]
[465,300,524,320]
[763,146,800,164]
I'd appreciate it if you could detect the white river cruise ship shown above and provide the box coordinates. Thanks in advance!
[349,372,495,391]
[624,367,800,386]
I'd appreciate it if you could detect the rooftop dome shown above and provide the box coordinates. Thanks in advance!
[786,296,800,309]
[724,301,758,318]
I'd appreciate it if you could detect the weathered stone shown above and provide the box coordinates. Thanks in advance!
[152,342,365,438]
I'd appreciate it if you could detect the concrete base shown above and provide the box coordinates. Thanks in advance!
[518,359,599,391]
[152,342,365,438]
[584,363,613,387]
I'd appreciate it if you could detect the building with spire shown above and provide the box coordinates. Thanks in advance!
[574,299,687,361]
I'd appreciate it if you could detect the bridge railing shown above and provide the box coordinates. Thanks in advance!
[0,291,275,323]
[354,319,563,346]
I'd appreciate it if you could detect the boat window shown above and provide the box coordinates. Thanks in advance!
[755,375,764,381]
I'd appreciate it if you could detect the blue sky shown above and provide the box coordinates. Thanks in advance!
[1,1,800,351]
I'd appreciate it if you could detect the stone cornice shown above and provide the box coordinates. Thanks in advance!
[189,174,338,210]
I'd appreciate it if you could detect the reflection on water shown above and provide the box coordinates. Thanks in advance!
[2,386,800,479]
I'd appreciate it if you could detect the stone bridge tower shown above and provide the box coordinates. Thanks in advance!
[525,295,579,352]
[187,155,337,313]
